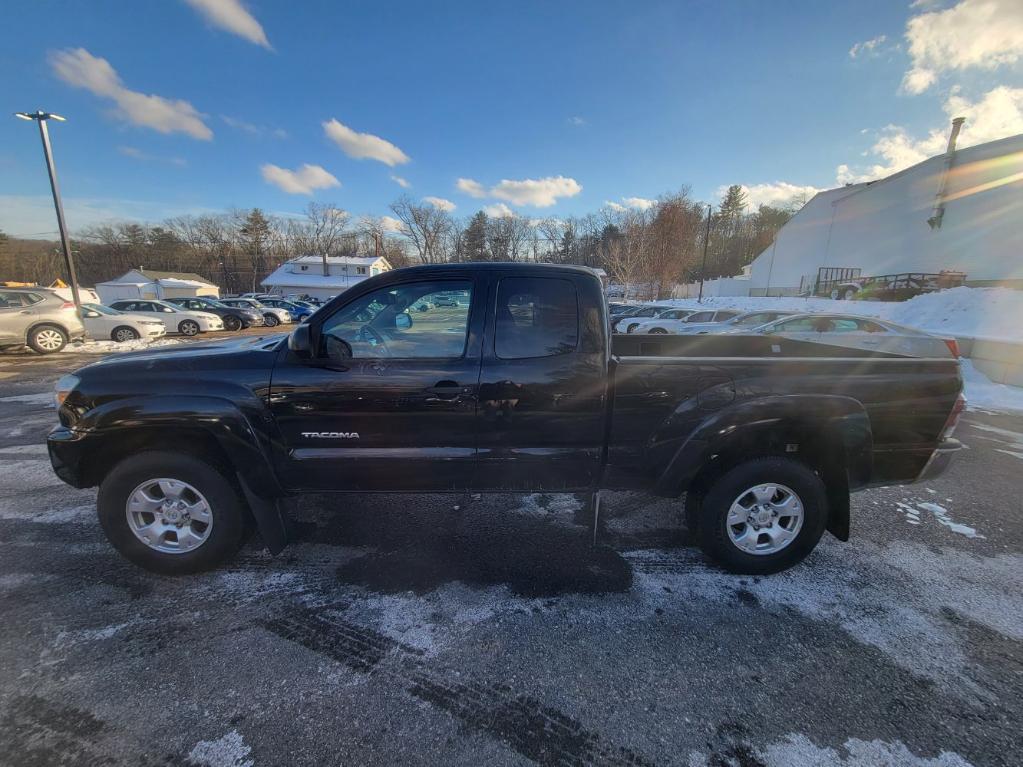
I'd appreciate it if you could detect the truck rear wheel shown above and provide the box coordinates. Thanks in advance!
[97,451,246,574]
[695,457,827,574]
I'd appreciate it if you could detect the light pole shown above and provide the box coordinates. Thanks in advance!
[14,110,83,313]
[697,204,712,303]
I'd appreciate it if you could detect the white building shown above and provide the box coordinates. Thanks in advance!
[747,129,1023,296]
[95,269,220,303]
[261,255,392,300]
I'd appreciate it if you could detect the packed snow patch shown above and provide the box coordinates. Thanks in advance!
[0,392,54,406]
[188,730,254,767]
[895,501,984,539]
[751,733,973,766]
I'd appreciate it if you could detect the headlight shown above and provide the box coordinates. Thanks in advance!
[54,373,80,408]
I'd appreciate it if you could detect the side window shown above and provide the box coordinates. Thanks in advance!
[320,280,472,360]
[0,291,16,308]
[687,311,714,322]
[495,277,578,360]
[831,319,860,332]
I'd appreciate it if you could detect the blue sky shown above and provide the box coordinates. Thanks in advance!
[2,0,1021,237]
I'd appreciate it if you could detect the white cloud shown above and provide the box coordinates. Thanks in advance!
[621,196,656,211]
[456,177,487,198]
[391,175,411,188]
[849,34,887,59]
[902,0,1023,93]
[720,182,823,209]
[260,163,340,195]
[118,146,187,166]
[604,201,628,212]
[322,119,410,166]
[490,176,583,207]
[50,48,213,140]
[378,215,403,233]
[567,116,587,126]
[221,115,287,138]
[836,85,1023,183]
[422,196,456,212]
[183,0,272,49]
[484,203,515,218]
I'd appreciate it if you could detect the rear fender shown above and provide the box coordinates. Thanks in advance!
[654,395,872,539]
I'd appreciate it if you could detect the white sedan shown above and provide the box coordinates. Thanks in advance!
[81,303,167,343]
[628,309,742,334]
[107,299,224,336]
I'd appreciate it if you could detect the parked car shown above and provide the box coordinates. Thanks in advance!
[48,263,963,577]
[0,287,85,354]
[671,310,796,335]
[164,297,264,331]
[613,305,681,333]
[625,308,708,333]
[81,303,167,343]
[631,309,753,335]
[256,297,314,323]
[745,313,958,357]
[219,298,292,328]
[107,299,224,336]
[432,293,460,307]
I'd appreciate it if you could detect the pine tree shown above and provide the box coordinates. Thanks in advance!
[240,208,272,291]
[463,211,488,262]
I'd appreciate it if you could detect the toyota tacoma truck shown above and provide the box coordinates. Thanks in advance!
[47,263,964,575]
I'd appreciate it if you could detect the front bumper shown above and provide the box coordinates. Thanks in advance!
[916,438,962,482]
[47,425,91,488]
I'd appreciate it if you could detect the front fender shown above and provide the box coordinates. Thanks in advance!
[72,394,283,498]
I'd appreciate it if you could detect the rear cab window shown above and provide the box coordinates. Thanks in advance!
[495,277,579,359]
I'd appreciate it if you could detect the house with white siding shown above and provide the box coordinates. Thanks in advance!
[261,255,392,300]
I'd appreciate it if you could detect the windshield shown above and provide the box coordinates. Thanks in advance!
[84,303,120,316]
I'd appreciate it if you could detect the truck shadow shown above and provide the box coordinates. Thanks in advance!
[287,492,686,598]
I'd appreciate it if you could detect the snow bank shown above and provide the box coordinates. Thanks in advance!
[960,360,1023,413]
[660,286,1023,343]
[66,338,184,354]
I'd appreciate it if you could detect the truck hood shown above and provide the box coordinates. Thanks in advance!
[80,332,287,371]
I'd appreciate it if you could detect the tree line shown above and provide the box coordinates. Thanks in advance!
[0,185,793,298]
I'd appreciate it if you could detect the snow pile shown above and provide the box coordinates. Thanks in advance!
[960,359,1023,413]
[65,337,184,354]
[659,286,1023,342]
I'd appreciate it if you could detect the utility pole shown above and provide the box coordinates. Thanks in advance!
[15,110,82,313]
[697,204,712,303]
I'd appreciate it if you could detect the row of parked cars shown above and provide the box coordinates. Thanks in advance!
[608,301,956,357]
[0,287,322,355]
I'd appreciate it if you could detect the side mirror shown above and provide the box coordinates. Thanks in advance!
[395,312,412,330]
[289,323,313,357]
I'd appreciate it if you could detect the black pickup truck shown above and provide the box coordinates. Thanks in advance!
[48,263,964,575]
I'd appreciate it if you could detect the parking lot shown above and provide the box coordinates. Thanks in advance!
[1,339,1021,767]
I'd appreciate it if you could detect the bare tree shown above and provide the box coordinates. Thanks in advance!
[389,195,452,264]
[291,203,350,275]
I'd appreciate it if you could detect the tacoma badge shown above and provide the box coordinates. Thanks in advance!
[301,432,360,439]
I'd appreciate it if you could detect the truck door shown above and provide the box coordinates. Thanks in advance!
[474,272,608,491]
[268,277,484,492]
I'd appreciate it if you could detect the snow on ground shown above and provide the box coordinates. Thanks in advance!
[64,337,184,354]
[658,286,1023,343]
[960,359,1023,413]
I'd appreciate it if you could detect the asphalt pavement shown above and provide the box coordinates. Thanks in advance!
[0,340,1020,767]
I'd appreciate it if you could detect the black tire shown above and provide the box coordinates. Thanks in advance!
[178,320,200,336]
[27,324,68,354]
[263,313,280,327]
[111,326,139,343]
[626,323,640,334]
[223,314,242,331]
[649,327,668,334]
[97,451,246,574]
[695,457,827,575]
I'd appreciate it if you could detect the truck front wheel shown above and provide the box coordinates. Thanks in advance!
[695,457,827,574]
[97,451,246,574]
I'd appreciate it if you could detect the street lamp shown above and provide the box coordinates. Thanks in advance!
[14,110,83,313]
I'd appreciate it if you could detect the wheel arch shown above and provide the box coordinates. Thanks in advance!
[26,320,70,342]
[656,395,872,541]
